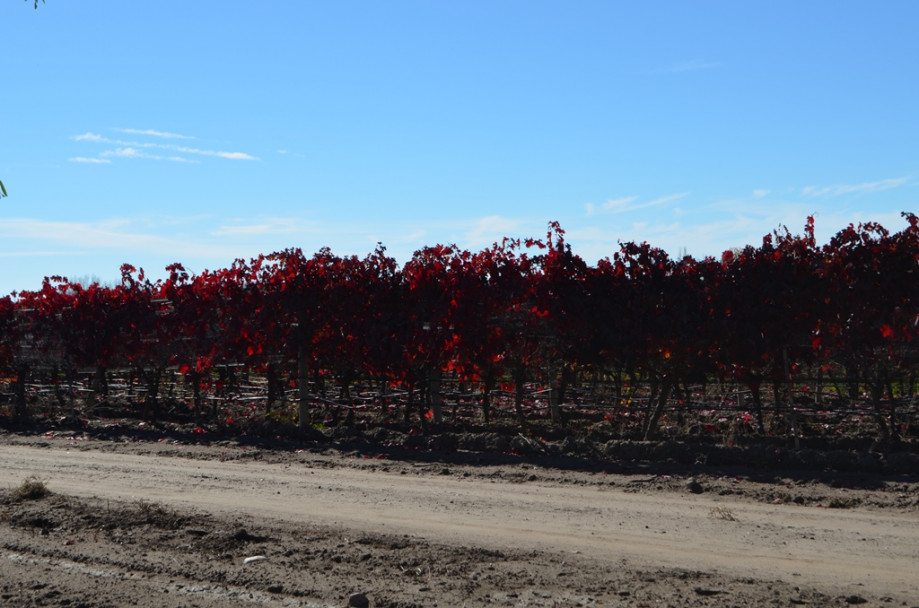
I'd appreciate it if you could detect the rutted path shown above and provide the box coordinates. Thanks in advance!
[2,442,918,605]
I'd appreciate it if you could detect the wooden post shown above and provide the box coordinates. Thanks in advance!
[429,366,443,424]
[297,341,310,429]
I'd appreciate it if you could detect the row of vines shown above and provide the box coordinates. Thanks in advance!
[2,216,919,443]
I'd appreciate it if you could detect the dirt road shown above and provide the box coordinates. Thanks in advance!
[2,437,918,607]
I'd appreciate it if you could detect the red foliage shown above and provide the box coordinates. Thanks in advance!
[3,216,918,437]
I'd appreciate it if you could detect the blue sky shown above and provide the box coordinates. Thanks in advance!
[2,1,917,294]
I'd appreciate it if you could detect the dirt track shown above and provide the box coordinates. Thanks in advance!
[2,435,919,607]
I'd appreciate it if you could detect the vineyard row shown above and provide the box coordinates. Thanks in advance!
[2,216,919,443]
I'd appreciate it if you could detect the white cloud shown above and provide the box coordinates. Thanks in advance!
[569,214,762,263]
[646,192,688,207]
[72,130,259,162]
[276,149,306,158]
[586,193,686,216]
[802,177,909,197]
[0,250,83,258]
[68,157,111,164]
[393,230,427,244]
[752,189,770,199]
[464,215,524,249]
[170,145,257,160]
[115,128,194,139]
[98,148,197,163]
[0,217,242,260]
[73,132,105,142]
[215,151,258,160]
[0,214,537,293]
[106,147,147,158]
[602,196,639,211]
[10,201,914,296]
[212,218,312,237]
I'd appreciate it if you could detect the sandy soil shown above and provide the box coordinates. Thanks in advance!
[1,430,918,607]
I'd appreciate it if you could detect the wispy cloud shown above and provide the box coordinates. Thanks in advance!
[585,193,687,216]
[104,148,148,159]
[99,147,199,163]
[393,230,427,244]
[173,146,256,160]
[752,189,770,199]
[115,128,194,139]
[802,177,909,198]
[0,250,84,258]
[602,196,639,210]
[586,196,637,216]
[0,217,242,259]
[68,157,111,164]
[1,218,166,249]
[6,207,915,295]
[74,132,105,142]
[212,218,315,237]
[462,215,524,250]
[71,130,258,163]
[646,192,689,207]
[277,149,307,158]
[570,212,774,263]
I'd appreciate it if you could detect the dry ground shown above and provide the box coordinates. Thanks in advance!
[1,428,918,608]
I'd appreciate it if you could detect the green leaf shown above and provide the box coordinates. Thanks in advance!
[0,180,7,198]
